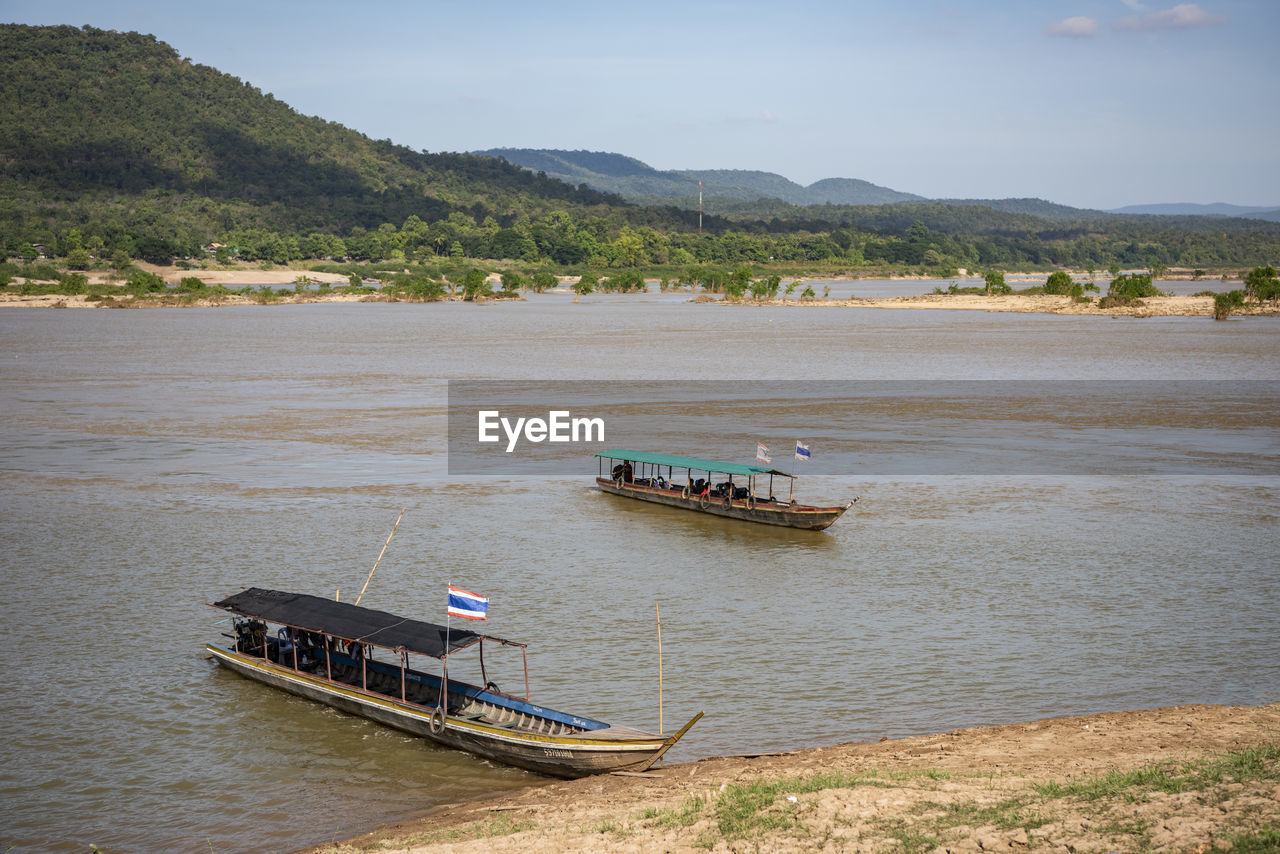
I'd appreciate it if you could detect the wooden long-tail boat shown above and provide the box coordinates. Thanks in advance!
[595,449,853,531]
[207,588,701,778]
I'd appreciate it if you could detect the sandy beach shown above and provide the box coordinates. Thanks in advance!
[306,702,1279,854]
[753,293,1278,317]
[6,287,1277,318]
[764,293,1222,316]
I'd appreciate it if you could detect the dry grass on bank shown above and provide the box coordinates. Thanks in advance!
[306,703,1280,854]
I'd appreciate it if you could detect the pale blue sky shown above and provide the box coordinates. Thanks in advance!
[4,0,1277,209]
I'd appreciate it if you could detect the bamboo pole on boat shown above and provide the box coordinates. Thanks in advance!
[355,508,407,606]
[656,602,664,735]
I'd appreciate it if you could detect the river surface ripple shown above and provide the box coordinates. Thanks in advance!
[1,297,1277,852]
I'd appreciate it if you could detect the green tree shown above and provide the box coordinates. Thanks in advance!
[1244,266,1279,302]
[1108,273,1158,299]
[984,270,1009,295]
[1044,271,1079,296]
[127,270,166,295]
[462,268,490,300]
[499,270,525,293]
[1213,290,1245,320]
[66,248,92,270]
[59,272,88,294]
[530,272,558,293]
[724,265,753,300]
[573,271,597,302]
[750,274,781,299]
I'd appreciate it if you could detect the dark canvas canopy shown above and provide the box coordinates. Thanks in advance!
[213,588,515,659]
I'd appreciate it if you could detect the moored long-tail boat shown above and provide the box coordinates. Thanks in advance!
[207,588,702,778]
[595,449,853,531]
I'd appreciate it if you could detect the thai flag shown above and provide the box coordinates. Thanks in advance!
[448,585,489,621]
[795,442,811,462]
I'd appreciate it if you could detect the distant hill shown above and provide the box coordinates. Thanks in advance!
[931,198,1114,223]
[473,149,1131,222]
[1109,202,1280,223]
[473,149,924,206]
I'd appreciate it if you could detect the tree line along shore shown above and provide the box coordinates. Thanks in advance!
[3,258,1278,320]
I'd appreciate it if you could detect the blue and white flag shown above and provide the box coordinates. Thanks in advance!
[795,441,811,462]
[448,585,489,621]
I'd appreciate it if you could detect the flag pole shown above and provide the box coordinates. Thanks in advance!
[441,581,451,713]
[789,444,796,504]
[656,602,664,735]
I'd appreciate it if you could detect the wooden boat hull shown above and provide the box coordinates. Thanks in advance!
[596,477,849,530]
[207,644,696,778]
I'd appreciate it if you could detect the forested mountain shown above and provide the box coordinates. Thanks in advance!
[1109,203,1280,222]
[1,24,1277,272]
[474,149,924,206]
[0,25,666,254]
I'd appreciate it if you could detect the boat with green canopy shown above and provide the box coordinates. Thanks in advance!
[594,448,853,530]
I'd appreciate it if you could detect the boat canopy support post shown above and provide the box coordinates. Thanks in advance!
[400,649,408,703]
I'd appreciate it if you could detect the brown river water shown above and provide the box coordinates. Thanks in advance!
[1,288,1278,852]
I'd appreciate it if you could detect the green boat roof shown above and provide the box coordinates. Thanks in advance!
[595,448,792,478]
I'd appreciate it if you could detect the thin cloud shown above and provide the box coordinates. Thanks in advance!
[1046,16,1099,37]
[1114,3,1226,31]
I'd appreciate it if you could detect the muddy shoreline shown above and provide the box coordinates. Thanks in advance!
[5,290,1278,318]
[304,702,1280,853]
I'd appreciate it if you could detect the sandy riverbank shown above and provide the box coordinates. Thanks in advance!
[306,702,1279,854]
[6,290,1277,318]
[750,293,1278,317]
[3,263,1274,316]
